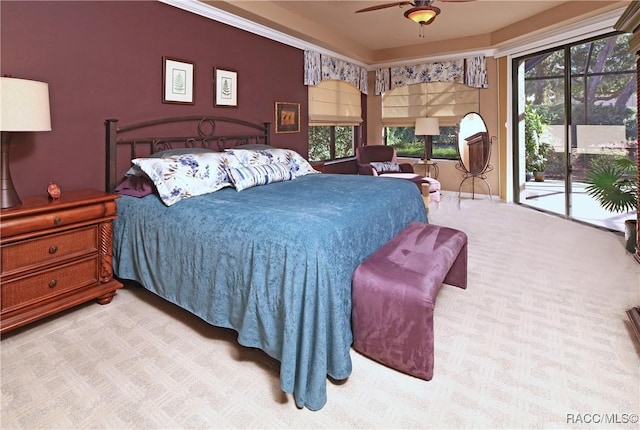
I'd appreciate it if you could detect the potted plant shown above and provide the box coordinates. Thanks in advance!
[585,157,638,253]
[530,150,548,182]
[524,105,551,181]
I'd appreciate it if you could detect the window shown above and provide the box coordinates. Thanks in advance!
[381,82,479,160]
[308,80,362,162]
[385,125,459,160]
[385,127,422,158]
[309,126,355,162]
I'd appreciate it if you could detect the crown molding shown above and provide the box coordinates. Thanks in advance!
[159,0,494,70]
[615,1,640,54]
[493,7,626,59]
[157,0,368,67]
[159,1,627,70]
[615,0,640,33]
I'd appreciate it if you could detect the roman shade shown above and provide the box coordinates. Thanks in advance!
[308,80,363,125]
[381,82,479,127]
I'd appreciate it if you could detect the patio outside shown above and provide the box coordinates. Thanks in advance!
[522,179,636,233]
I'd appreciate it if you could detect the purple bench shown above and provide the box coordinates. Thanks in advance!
[351,222,467,380]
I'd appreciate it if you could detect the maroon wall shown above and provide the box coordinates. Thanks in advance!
[0,1,307,197]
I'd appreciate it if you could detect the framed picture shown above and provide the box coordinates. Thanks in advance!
[275,102,300,134]
[162,57,195,105]
[214,68,238,107]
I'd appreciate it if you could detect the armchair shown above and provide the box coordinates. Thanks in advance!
[355,145,441,204]
[356,146,414,176]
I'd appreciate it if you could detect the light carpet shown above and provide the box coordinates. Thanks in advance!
[2,192,639,429]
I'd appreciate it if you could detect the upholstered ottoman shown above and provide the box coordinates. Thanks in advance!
[381,173,441,203]
[351,222,467,380]
[423,177,441,204]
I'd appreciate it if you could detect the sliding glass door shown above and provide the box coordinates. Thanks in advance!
[516,47,568,217]
[513,32,637,232]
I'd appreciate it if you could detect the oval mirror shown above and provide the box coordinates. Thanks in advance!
[458,112,490,175]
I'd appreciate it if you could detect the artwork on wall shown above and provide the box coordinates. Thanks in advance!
[275,102,300,134]
[214,68,238,107]
[162,57,195,105]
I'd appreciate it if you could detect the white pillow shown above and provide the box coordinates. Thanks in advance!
[225,148,319,178]
[132,152,242,206]
[370,161,401,174]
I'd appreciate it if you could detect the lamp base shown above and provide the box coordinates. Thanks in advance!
[423,135,433,160]
[1,131,22,209]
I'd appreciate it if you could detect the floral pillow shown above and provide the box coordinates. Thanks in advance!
[132,152,242,206]
[226,162,294,191]
[225,148,319,178]
[125,148,218,177]
[370,161,401,174]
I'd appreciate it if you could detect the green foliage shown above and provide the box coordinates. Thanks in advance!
[333,125,354,158]
[387,126,458,160]
[386,127,421,157]
[524,105,550,172]
[309,126,330,161]
[433,147,458,158]
[392,140,423,158]
[529,146,552,172]
[308,126,354,162]
[585,157,638,213]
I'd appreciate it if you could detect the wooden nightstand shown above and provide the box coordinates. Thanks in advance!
[0,189,123,334]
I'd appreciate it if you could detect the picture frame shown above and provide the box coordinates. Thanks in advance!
[275,102,300,134]
[162,57,195,105]
[214,68,238,107]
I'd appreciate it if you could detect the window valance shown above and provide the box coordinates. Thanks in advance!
[304,50,368,95]
[375,55,488,95]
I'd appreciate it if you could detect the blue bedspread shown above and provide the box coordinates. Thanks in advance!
[112,173,428,410]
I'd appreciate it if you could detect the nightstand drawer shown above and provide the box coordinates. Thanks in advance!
[1,257,99,310]
[1,226,98,275]
[1,203,112,238]
[0,189,122,334]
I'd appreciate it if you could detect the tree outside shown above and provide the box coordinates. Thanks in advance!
[308,126,354,162]
[524,33,637,182]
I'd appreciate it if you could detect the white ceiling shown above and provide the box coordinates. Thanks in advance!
[198,1,629,64]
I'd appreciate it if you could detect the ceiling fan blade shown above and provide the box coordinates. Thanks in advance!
[355,2,413,13]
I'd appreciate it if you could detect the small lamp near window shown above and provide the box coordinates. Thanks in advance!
[414,117,440,161]
[0,77,52,209]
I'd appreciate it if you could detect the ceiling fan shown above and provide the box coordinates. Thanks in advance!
[355,0,476,36]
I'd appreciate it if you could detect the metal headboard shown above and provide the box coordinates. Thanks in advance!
[105,115,270,192]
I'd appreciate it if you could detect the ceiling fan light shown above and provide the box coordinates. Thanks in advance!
[404,6,440,25]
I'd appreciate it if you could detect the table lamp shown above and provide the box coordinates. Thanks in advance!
[0,77,52,209]
[414,117,439,160]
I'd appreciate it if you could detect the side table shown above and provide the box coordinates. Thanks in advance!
[413,159,439,179]
[0,189,123,334]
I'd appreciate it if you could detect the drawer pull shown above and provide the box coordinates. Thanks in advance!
[49,245,59,254]
[53,217,62,225]
[48,279,58,288]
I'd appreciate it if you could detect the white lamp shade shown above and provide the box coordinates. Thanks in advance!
[0,77,51,131]
[415,117,439,136]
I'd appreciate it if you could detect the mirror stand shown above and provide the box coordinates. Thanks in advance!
[455,111,496,202]
[455,134,496,200]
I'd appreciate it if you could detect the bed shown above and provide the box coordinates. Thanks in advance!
[106,116,428,410]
